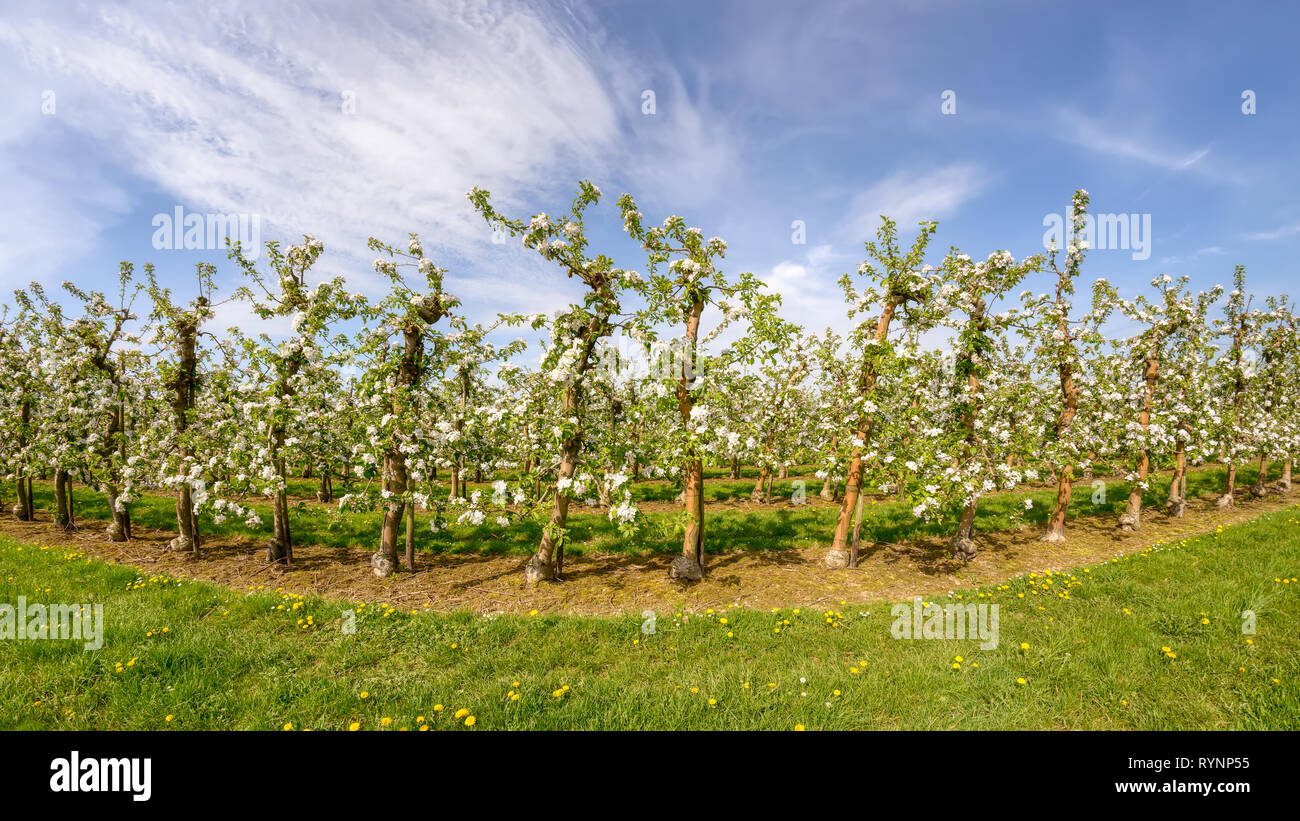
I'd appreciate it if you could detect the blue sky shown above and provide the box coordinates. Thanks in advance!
[1,0,1297,340]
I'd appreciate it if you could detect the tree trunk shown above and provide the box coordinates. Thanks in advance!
[1250,453,1270,497]
[167,305,201,553]
[827,298,901,568]
[1043,466,1072,542]
[1119,354,1157,532]
[951,498,978,561]
[405,497,416,573]
[849,491,865,567]
[53,470,74,530]
[530,432,576,583]
[670,299,707,582]
[1042,284,1079,543]
[1166,441,1187,518]
[13,473,31,521]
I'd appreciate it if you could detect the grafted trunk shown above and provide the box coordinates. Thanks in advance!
[1043,467,1073,543]
[819,475,836,501]
[750,466,770,503]
[951,499,978,561]
[1250,453,1270,497]
[12,473,32,521]
[1217,463,1238,508]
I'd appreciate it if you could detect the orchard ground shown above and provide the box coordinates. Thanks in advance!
[0,463,1293,614]
[3,464,1299,730]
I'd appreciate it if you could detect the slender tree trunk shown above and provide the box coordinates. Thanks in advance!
[168,307,200,553]
[827,298,901,568]
[671,300,706,581]
[951,296,985,561]
[374,321,430,578]
[405,497,416,573]
[1042,285,1079,542]
[53,469,74,530]
[268,421,293,564]
[1217,323,1247,508]
[1166,439,1187,517]
[1119,354,1157,532]
[849,491,865,567]
[12,398,33,521]
[820,433,838,501]
[375,452,406,575]
[530,423,577,583]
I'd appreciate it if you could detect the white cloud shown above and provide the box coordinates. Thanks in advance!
[1051,107,1219,176]
[0,0,740,319]
[1159,245,1228,265]
[842,163,986,237]
[1243,224,1300,241]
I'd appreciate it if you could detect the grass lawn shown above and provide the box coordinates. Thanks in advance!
[2,503,1297,730]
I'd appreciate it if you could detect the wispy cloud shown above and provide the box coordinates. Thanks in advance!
[841,163,987,238]
[1243,223,1300,241]
[0,0,740,314]
[1159,245,1229,265]
[1051,107,1220,176]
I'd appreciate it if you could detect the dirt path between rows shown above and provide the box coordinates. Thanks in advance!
[4,491,1296,616]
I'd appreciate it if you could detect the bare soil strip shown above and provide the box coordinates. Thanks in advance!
[4,492,1295,616]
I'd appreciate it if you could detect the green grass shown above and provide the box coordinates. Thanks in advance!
[15,463,1279,558]
[2,504,1297,729]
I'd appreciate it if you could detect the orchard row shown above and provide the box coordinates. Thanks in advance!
[0,186,1295,582]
